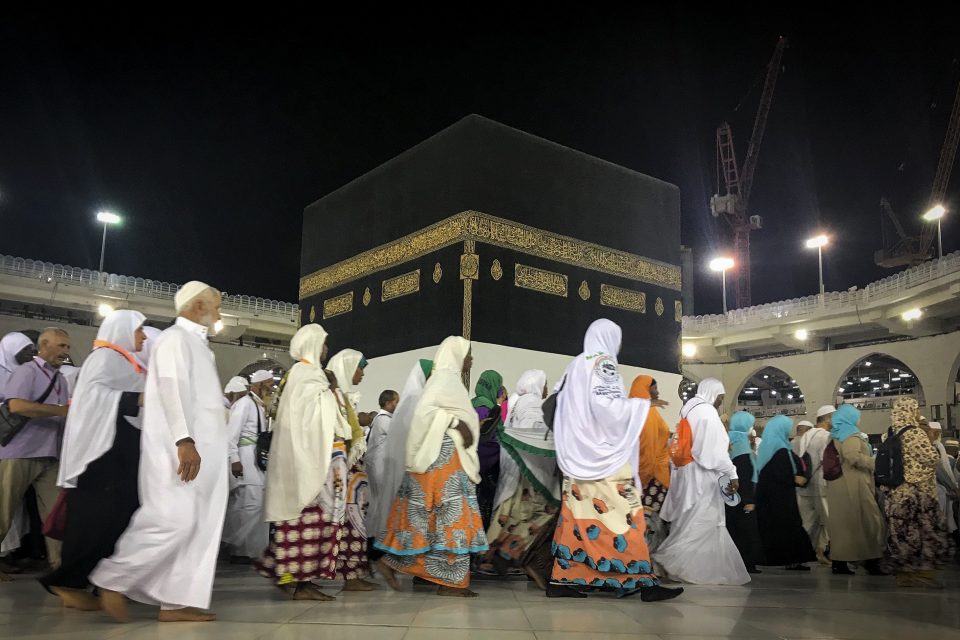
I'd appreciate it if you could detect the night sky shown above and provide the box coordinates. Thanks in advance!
[1,10,957,315]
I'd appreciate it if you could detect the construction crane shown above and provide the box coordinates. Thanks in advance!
[710,36,787,309]
[876,77,960,267]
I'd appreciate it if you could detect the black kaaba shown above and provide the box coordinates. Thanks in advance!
[299,115,682,374]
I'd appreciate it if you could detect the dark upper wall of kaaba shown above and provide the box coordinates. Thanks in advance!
[301,115,680,275]
[299,115,683,372]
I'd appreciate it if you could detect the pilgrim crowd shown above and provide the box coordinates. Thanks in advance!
[0,280,957,623]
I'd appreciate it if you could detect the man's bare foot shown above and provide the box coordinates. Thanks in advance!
[437,586,478,598]
[99,589,129,622]
[342,578,379,592]
[376,558,401,591]
[51,586,101,611]
[292,583,335,601]
[158,607,217,622]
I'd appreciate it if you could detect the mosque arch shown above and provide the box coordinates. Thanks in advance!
[834,352,925,411]
[236,358,285,382]
[734,365,807,418]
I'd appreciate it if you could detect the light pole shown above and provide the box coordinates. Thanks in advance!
[96,211,121,273]
[709,256,735,314]
[923,204,946,259]
[805,234,829,297]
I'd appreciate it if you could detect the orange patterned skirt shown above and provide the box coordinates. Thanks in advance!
[550,464,659,591]
[375,437,488,588]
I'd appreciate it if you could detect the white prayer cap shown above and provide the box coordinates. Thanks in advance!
[797,420,814,428]
[816,405,836,418]
[929,421,942,431]
[224,376,249,394]
[174,281,216,313]
[250,369,273,384]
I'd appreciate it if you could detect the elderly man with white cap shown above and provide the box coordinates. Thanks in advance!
[90,281,226,623]
[795,405,836,565]
[222,369,273,563]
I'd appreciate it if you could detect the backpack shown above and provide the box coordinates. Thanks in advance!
[875,426,915,488]
[822,440,843,481]
[799,451,814,482]
[670,400,705,468]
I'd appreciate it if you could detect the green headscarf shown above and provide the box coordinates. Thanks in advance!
[419,359,433,381]
[471,369,503,410]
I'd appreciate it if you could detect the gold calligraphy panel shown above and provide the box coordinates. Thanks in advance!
[381,269,421,302]
[600,284,645,313]
[299,211,680,299]
[514,264,568,297]
[322,291,353,319]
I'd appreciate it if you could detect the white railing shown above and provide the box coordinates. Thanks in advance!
[683,251,960,332]
[0,254,299,321]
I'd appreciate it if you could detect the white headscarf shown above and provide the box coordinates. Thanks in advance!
[133,326,162,370]
[930,422,958,489]
[57,310,147,488]
[328,349,364,409]
[406,337,481,482]
[553,319,650,483]
[0,332,33,399]
[264,324,350,522]
[368,359,431,539]
[495,369,560,509]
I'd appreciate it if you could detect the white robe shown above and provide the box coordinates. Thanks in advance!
[655,382,750,586]
[90,317,228,610]
[364,409,392,534]
[222,393,268,557]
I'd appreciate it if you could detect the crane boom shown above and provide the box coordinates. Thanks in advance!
[740,36,787,206]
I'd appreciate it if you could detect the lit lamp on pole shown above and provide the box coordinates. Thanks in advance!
[922,205,946,259]
[805,234,829,297]
[709,256,735,314]
[96,211,121,273]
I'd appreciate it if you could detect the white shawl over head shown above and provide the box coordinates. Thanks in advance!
[554,319,650,482]
[369,359,430,539]
[328,348,363,409]
[406,337,481,482]
[680,377,737,475]
[58,310,147,488]
[495,369,560,509]
[0,332,33,398]
[264,323,349,522]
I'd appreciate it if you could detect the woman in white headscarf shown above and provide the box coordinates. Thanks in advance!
[366,359,432,544]
[258,324,368,601]
[481,369,560,578]
[654,378,750,586]
[376,337,488,597]
[39,310,147,610]
[929,422,959,535]
[547,319,680,602]
[325,348,377,590]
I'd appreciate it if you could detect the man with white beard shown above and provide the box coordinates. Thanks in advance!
[90,282,227,623]
[222,369,272,563]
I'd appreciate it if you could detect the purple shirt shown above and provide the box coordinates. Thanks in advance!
[0,357,68,460]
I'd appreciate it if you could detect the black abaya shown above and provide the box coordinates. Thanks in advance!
[40,393,141,591]
[756,449,816,566]
[725,453,763,571]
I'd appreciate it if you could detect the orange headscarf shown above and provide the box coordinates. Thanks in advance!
[630,375,671,488]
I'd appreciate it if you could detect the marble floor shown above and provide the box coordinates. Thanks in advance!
[2,563,959,640]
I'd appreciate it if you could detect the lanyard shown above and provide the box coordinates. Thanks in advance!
[33,360,63,398]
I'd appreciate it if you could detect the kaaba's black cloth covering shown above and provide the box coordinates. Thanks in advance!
[300,115,683,373]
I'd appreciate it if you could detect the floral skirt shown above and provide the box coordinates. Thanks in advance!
[485,476,559,563]
[880,483,954,573]
[376,437,489,588]
[257,443,370,584]
[642,478,668,513]
[550,465,658,590]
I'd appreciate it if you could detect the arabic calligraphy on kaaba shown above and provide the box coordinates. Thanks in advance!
[322,291,353,319]
[299,211,680,299]
[381,270,420,302]
[600,284,645,313]
[514,264,568,297]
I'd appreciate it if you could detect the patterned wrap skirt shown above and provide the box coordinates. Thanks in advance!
[880,482,954,573]
[550,464,659,590]
[258,442,370,584]
[486,476,559,563]
[375,436,489,588]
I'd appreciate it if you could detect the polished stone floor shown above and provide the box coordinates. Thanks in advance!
[2,562,959,640]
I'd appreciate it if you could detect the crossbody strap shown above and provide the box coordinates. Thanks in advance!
[35,371,60,405]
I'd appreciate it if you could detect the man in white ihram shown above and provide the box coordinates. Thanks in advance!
[91,282,227,623]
